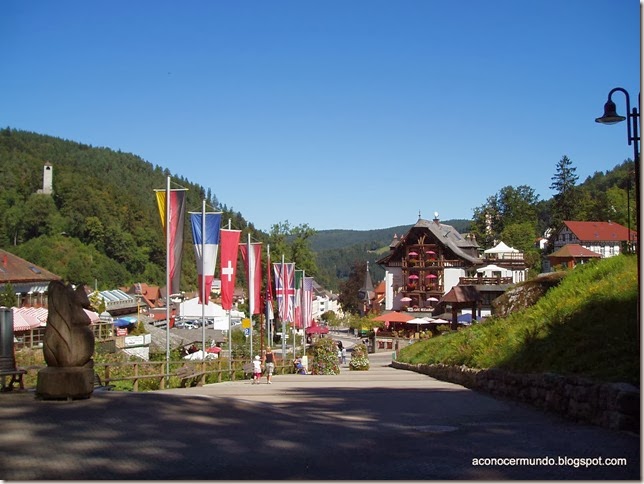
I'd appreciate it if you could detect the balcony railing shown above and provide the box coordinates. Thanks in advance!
[459,276,513,285]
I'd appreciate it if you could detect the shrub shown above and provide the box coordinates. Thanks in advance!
[349,343,369,371]
[129,321,149,335]
[310,337,340,375]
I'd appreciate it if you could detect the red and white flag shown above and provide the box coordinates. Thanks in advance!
[294,270,303,328]
[303,277,314,328]
[220,229,241,310]
[265,248,274,321]
[239,241,262,315]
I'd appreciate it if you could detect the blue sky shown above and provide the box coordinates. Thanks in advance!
[1,0,640,232]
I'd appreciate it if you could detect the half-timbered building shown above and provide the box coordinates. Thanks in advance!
[377,213,484,313]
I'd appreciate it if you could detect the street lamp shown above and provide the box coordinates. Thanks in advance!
[595,87,640,252]
[596,87,640,342]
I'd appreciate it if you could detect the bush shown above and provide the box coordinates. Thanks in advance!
[310,337,340,375]
[349,343,369,371]
[129,321,149,335]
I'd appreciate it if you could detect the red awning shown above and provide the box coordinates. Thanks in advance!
[371,312,414,323]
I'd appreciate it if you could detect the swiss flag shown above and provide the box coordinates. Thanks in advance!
[219,229,241,310]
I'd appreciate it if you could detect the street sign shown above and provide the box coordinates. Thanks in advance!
[242,318,251,329]
[244,328,250,337]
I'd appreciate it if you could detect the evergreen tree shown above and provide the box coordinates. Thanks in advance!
[338,260,366,314]
[0,282,17,307]
[550,155,579,227]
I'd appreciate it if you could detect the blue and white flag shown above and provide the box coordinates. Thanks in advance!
[190,212,222,303]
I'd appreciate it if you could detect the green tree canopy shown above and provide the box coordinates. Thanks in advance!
[550,155,579,227]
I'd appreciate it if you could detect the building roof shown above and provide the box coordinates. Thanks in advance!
[440,285,480,304]
[377,217,482,266]
[548,243,602,259]
[562,221,636,242]
[12,306,100,332]
[0,249,61,292]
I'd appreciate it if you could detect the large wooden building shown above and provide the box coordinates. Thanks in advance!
[377,214,484,313]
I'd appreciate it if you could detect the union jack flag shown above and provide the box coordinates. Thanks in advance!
[273,262,295,322]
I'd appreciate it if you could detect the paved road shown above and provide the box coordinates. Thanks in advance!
[0,352,639,480]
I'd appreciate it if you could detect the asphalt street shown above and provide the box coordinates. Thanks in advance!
[0,351,639,480]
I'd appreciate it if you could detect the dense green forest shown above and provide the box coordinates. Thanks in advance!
[0,128,636,299]
[0,128,257,290]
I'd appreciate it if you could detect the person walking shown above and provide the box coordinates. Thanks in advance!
[252,355,262,384]
[264,347,276,384]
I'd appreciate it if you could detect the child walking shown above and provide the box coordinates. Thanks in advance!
[252,355,262,384]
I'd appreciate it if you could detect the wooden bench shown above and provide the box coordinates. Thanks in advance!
[0,368,27,391]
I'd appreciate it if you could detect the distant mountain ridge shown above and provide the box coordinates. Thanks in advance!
[309,220,472,252]
[310,220,472,290]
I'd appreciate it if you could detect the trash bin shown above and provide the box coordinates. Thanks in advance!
[0,308,16,372]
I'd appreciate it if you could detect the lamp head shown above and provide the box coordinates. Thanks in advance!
[595,99,626,125]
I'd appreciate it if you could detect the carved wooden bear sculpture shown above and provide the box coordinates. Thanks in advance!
[43,281,95,368]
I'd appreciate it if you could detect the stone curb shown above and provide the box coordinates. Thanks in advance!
[392,360,640,433]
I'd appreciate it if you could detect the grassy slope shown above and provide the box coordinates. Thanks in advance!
[397,255,639,385]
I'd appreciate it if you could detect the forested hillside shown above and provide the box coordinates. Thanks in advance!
[309,220,472,251]
[0,128,635,298]
[0,128,256,289]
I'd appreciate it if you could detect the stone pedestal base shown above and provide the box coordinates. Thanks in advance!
[36,366,94,400]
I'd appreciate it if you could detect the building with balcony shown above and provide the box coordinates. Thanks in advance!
[377,213,484,313]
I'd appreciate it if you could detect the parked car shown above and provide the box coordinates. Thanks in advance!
[175,320,197,330]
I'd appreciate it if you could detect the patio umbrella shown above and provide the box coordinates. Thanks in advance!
[372,312,415,323]
[306,324,329,334]
[408,251,418,256]
[426,297,439,302]
[477,264,505,273]
[425,250,436,255]
[400,297,412,302]
[426,274,437,279]
[430,318,449,324]
[458,313,474,323]
[408,274,419,279]
[407,317,431,326]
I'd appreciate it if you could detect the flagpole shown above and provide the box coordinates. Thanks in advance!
[248,233,253,361]
[301,269,305,360]
[227,219,232,374]
[165,175,171,380]
[281,254,286,360]
[201,199,206,358]
[266,244,271,348]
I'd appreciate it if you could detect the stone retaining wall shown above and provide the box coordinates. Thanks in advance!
[391,361,639,433]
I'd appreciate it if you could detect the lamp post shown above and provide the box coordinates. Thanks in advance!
[595,87,640,249]
[595,87,640,342]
